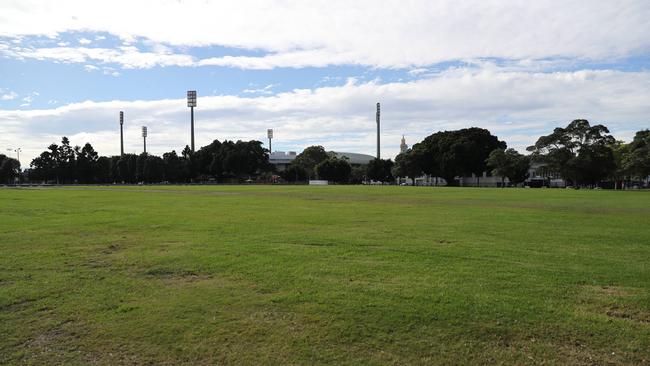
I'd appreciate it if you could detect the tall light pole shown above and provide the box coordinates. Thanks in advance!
[119,111,124,157]
[187,90,197,152]
[267,129,273,153]
[376,102,381,159]
[6,148,21,162]
[142,126,148,154]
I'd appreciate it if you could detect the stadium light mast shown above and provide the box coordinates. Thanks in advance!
[187,90,197,152]
[142,126,148,154]
[376,102,381,159]
[267,129,273,153]
[119,111,124,157]
[6,147,21,162]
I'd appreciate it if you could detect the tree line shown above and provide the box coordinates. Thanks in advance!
[27,137,271,184]
[390,120,649,187]
[12,119,650,187]
[282,120,649,187]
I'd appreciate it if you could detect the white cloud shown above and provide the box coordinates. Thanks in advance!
[408,68,429,76]
[78,37,91,45]
[19,95,33,107]
[243,84,277,95]
[2,66,649,166]
[1,91,18,100]
[101,67,120,77]
[0,0,648,69]
[2,45,194,69]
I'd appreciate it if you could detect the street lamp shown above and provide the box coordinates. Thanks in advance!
[142,126,148,154]
[187,90,197,152]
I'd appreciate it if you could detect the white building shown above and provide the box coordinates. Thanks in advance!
[400,135,408,153]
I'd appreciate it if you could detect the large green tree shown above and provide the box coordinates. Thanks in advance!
[58,137,77,183]
[486,148,531,186]
[622,130,650,180]
[366,158,394,183]
[194,139,270,180]
[30,142,61,182]
[292,145,330,179]
[349,165,367,184]
[0,154,21,183]
[162,150,190,182]
[143,155,165,183]
[315,156,351,183]
[413,128,506,186]
[527,120,616,186]
[282,164,308,183]
[392,150,422,185]
[76,143,99,183]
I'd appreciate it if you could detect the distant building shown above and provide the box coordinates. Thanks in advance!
[268,150,374,171]
[331,152,375,166]
[268,151,297,171]
[400,135,408,153]
[526,162,566,188]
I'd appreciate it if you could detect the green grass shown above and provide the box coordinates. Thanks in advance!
[1,185,649,365]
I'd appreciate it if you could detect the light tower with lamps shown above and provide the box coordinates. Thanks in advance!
[267,129,273,153]
[6,147,21,163]
[142,126,148,154]
[376,102,381,159]
[119,111,124,157]
[187,90,197,152]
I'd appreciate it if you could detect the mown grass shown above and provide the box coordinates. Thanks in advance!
[1,185,649,365]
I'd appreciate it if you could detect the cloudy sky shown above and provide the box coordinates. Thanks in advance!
[1,0,649,166]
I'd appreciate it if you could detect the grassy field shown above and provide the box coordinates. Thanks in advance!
[1,185,649,365]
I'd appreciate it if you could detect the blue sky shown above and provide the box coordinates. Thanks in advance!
[1,0,650,165]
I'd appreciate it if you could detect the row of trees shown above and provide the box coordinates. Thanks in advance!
[27,137,271,184]
[16,120,650,186]
[390,121,649,187]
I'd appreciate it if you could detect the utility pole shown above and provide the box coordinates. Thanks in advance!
[142,126,148,154]
[119,111,124,156]
[376,102,381,159]
[187,90,197,152]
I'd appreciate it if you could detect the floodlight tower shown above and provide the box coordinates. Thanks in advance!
[6,147,21,162]
[376,102,381,159]
[142,126,148,154]
[267,129,273,153]
[187,90,197,152]
[119,111,124,157]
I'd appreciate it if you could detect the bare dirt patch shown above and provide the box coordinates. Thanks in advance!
[143,267,213,285]
[579,285,650,326]
[593,285,633,297]
[606,306,650,324]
